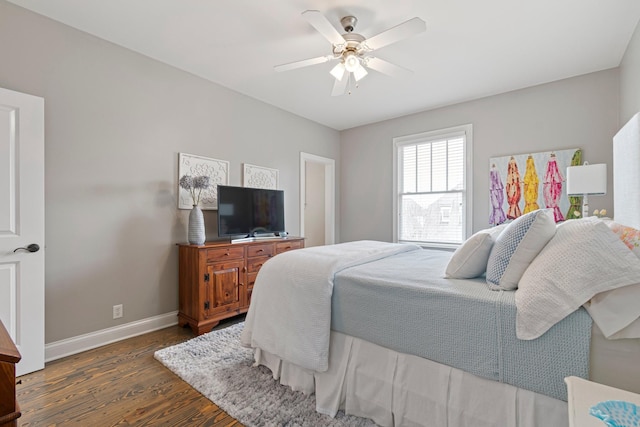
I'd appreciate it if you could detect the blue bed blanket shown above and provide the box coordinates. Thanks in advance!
[331,248,592,401]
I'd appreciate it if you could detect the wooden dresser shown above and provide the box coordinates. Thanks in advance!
[0,321,21,427]
[178,237,304,335]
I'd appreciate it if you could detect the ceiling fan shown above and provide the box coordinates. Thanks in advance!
[274,10,426,96]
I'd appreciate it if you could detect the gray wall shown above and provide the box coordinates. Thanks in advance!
[621,19,640,125]
[0,1,340,343]
[0,0,633,345]
[340,69,619,242]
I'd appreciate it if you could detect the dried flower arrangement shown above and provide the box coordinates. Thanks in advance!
[179,175,211,206]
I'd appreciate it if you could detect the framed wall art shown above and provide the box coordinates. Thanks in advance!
[243,163,279,190]
[489,148,582,226]
[178,152,229,210]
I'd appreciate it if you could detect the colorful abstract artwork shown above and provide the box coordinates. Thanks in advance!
[489,148,582,225]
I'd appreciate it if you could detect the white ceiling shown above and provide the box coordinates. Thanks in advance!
[8,0,640,130]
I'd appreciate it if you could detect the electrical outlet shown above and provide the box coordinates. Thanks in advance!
[113,304,123,319]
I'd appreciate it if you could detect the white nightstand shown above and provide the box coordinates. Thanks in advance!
[565,376,640,427]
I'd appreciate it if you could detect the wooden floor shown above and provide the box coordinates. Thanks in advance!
[16,319,244,426]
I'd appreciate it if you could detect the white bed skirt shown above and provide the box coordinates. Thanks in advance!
[252,331,567,427]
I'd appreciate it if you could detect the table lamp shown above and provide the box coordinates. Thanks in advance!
[566,162,607,218]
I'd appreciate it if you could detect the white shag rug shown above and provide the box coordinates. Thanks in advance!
[154,322,376,427]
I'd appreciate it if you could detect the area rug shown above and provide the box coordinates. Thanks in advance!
[154,322,376,426]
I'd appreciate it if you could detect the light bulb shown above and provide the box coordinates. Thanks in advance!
[344,52,360,72]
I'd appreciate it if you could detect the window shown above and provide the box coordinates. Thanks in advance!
[393,124,472,248]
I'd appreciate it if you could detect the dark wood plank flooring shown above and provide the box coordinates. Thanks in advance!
[16,318,244,426]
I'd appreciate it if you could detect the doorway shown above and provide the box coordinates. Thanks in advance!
[300,153,335,247]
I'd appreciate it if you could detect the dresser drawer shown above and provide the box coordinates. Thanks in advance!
[247,244,275,258]
[276,240,304,254]
[206,246,244,262]
[247,256,270,273]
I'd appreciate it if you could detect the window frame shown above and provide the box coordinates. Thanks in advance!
[392,124,473,248]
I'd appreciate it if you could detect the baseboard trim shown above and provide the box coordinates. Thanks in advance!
[45,311,179,363]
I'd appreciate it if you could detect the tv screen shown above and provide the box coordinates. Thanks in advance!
[217,185,285,237]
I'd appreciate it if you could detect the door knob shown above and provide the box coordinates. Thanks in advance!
[13,243,40,253]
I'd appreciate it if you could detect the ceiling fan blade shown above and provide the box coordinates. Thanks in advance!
[362,17,426,51]
[365,57,412,78]
[331,74,348,96]
[274,55,332,72]
[302,10,346,47]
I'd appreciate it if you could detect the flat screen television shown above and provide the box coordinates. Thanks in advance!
[217,185,285,237]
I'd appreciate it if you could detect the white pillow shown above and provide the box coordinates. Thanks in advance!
[445,225,507,279]
[515,218,640,340]
[486,209,556,290]
[583,219,640,339]
[602,219,640,258]
[584,283,640,339]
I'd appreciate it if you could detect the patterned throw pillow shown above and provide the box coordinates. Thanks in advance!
[445,224,507,279]
[486,209,556,290]
[604,219,640,258]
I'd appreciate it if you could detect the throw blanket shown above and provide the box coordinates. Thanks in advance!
[331,249,591,401]
[240,240,420,372]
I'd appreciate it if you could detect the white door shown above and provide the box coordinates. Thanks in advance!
[0,87,45,376]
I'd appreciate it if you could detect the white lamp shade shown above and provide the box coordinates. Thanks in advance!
[566,163,607,195]
[344,52,360,72]
[329,62,346,81]
[353,64,368,81]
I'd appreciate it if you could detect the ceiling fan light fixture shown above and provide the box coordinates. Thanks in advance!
[330,62,346,81]
[353,64,368,82]
[279,11,426,96]
[344,52,360,72]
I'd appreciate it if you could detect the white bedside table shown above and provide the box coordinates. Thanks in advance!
[565,376,640,427]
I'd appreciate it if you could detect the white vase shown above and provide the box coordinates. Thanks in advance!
[188,204,205,245]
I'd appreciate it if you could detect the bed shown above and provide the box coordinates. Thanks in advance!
[240,113,640,427]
